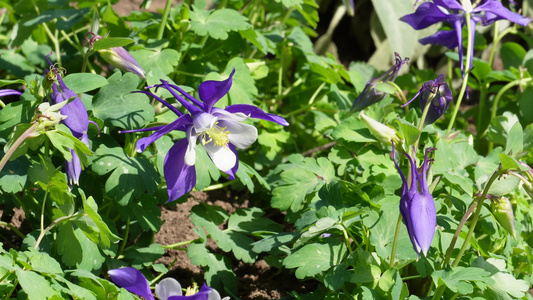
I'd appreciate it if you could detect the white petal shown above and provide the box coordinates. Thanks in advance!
[220,120,258,149]
[184,127,197,166]
[193,112,217,132]
[155,278,182,300]
[213,109,249,122]
[208,288,222,300]
[204,143,236,172]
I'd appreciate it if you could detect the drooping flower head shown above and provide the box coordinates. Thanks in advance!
[392,142,436,256]
[401,0,531,75]
[45,52,91,185]
[108,267,228,300]
[403,74,453,125]
[122,69,288,202]
[350,53,409,112]
[84,32,146,78]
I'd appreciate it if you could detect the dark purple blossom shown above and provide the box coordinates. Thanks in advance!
[350,53,409,112]
[403,74,453,125]
[0,89,22,98]
[123,69,288,202]
[393,142,436,256]
[401,0,531,75]
[46,53,90,185]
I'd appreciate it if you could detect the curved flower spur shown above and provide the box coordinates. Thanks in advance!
[123,69,289,202]
[392,142,437,256]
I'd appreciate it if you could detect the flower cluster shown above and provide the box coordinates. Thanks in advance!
[393,142,436,256]
[401,0,531,74]
[108,267,229,300]
[124,69,288,202]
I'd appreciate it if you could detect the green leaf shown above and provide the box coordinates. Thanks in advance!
[91,145,160,205]
[187,243,237,294]
[92,37,134,51]
[62,73,108,94]
[194,144,221,191]
[471,58,492,81]
[0,100,37,140]
[123,244,165,268]
[271,155,335,212]
[0,156,29,193]
[283,239,347,279]
[56,224,105,270]
[190,7,251,40]
[443,172,474,197]
[500,42,526,70]
[92,72,154,130]
[82,196,120,248]
[0,79,26,88]
[505,122,523,155]
[16,269,58,299]
[257,129,290,160]
[123,195,162,232]
[431,267,494,295]
[26,248,63,275]
[131,49,180,75]
[394,119,421,147]
[331,117,376,143]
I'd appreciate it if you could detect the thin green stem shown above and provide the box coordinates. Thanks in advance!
[389,213,403,266]
[0,123,38,173]
[277,65,283,96]
[402,274,422,281]
[488,22,499,68]
[5,279,18,299]
[414,96,433,151]
[116,217,130,258]
[0,221,26,239]
[34,213,82,249]
[447,13,473,133]
[442,201,477,267]
[202,181,234,191]
[39,189,49,239]
[452,171,501,264]
[308,82,326,105]
[341,225,353,253]
[388,82,408,104]
[157,0,173,40]
[0,100,5,108]
[162,238,202,249]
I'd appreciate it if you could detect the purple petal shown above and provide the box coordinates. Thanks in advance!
[136,114,192,153]
[99,47,146,78]
[66,134,89,185]
[199,69,235,113]
[108,267,154,300]
[400,2,452,29]
[51,83,89,139]
[433,0,464,10]
[409,192,436,256]
[474,0,531,26]
[164,138,197,202]
[223,104,289,126]
[0,89,22,97]
[419,29,459,49]
[392,141,407,195]
[400,190,421,255]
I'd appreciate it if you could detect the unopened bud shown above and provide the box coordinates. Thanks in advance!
[98,47,145,78]
[360,112,401,145]
[490,196,516,239]
[32,102,68,134]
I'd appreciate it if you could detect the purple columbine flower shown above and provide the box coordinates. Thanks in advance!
[123,69,288,202]
[108,267,227,300]
[45,53,91,185]
[401,0,531,75]
[98,47,146,79]
[392,142,436,256]
[403,74,453,125]
[350,53,409,112]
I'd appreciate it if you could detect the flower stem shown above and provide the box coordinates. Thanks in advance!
[447,13,473,133]
[116,217,130,258]
[162,238,203,249]
[157,0,173,40]
[34,213,83,249]
[0,221,26,240]
[341,225,353,253]
[0,123,38,173]
[202,181,234,191]
[442,200,477,267]
[389,213,403,266]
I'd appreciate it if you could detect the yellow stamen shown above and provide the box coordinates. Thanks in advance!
[199,122,230,147]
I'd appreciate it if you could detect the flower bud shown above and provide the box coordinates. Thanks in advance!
[98,47,146,78]
[32,102,67,134]
[403,74,452,125]
[350,53,409,112]
[490,196,516,239]
[359,112,401,145]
